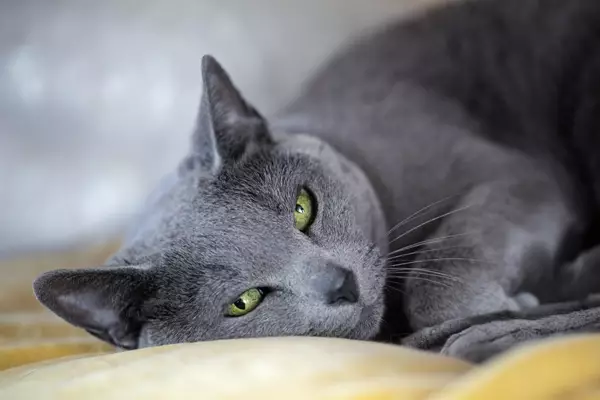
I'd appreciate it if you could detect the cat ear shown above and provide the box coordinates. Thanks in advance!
[33,266,157,350]
[189,55,272,172]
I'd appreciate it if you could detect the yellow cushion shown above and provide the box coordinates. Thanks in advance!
[0,337,472,399]
[2,335,600,399]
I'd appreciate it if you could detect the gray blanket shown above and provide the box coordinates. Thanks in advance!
[403,297,600,363]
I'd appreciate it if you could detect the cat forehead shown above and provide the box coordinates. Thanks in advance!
[122,232,294,289]
[161,244,267,278]
[216,146,325,186]
[197,148,335,211]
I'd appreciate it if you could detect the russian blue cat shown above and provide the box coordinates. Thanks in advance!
[34,0,600,354]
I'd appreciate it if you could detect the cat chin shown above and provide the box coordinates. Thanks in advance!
[343,304,384,340]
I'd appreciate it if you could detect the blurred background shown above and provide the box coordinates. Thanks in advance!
[0,0,445,260]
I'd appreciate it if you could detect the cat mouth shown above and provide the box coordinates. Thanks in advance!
[345,304,382,339]
[359,304,374,320]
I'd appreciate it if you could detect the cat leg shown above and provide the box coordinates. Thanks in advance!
[402,175,577,330]
[402,297,600,351]
[560,244,600,299]
[440,305,600,363]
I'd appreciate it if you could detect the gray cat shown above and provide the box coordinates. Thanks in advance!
[33,0,600,354]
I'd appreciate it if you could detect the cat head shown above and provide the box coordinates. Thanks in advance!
[33,56,388,349]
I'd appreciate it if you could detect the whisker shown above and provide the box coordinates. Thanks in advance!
[387,232,476,257]
[387,257,494,269]
[389,204,474,246]
[387,266,459,276]
[389,259,493,269]
[385,274,461,286]
[386,274,459,286]
[384,246,468,257]
[385,285,407,296]
[387,267,517,311]
[386,275,452,289]
[385,245,470,261]
[386,194,459,236]
[386,267,463,282]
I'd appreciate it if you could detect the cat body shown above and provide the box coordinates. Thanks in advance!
[34,0,600,349]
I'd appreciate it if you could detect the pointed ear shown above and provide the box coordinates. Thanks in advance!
[189,55,272,172]
[33,267,157,349]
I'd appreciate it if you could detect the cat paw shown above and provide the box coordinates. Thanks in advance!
[440,318,542,362]
[511,292,540,309]
[440,304,600,363]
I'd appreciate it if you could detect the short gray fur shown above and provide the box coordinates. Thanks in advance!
[33,0,600,356]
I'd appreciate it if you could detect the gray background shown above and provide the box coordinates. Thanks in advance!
[0,0,445,258]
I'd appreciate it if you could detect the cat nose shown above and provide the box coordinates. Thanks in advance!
[312,264,359,305]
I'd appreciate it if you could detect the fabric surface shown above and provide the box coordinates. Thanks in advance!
[2,244,600,399]
[404,298,600,363]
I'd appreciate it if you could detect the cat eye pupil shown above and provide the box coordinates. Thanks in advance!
[234,299,246,310]
[226,288,266,317]
[293,188,316,233]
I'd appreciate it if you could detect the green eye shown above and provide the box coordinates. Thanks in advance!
[226,288,265,317]
[294,188,315,232]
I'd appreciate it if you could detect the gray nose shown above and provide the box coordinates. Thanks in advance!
[311,264,359,304]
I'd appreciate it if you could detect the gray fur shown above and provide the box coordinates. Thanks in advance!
[33,0,600,351]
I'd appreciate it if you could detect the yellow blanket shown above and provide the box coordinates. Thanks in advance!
[2,244,600,399]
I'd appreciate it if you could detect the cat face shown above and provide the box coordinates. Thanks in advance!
[33,56,388,349]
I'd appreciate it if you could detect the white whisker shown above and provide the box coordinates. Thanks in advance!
[386,273,460,285]
[387,257,493,269]
[386,194,458,236]
[386,275,452,289]
[385,285,407,296]
[389,204,474,246]
[386,267,463,282]
[385,246,470,262]
[387,232,476,257]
